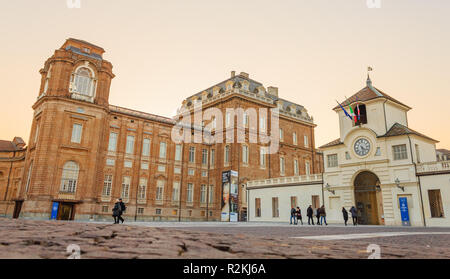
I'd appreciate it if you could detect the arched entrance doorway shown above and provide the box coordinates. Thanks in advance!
[354,171,384,225]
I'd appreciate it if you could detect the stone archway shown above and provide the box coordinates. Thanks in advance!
[354,171,383,225]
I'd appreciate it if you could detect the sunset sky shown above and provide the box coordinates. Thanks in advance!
[1,0,449,149]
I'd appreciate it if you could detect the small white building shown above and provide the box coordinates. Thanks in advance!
[247,76,450,227]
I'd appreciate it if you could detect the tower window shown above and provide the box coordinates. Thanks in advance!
[71,66,96,102]
[354,104,367,125]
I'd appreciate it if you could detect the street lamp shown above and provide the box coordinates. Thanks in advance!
[395,178,404,192]
[325,183,335,195]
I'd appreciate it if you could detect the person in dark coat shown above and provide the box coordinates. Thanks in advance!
[350,206,358,226]
[306,205,314,225]
[112,199,121,224]
[290,207,297,225]
[342,207,349,226]
[118,198,126,224]
[319,205,328,225]
[296,207,303,225]
[315,207,320,225]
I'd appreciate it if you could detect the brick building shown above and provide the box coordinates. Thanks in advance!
[0,38,322,221]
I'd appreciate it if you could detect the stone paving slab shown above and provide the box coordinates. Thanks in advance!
[1,218,450,259]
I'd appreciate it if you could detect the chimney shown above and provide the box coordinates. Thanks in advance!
[268,86,278,97]
[239,72,249,78]
[231,71,236,78]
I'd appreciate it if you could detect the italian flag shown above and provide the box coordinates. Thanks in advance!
[348,102,356,123]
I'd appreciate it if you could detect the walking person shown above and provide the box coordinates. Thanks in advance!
[350,206,358,226]
[315,207,321,225]
[112,199,121,224]
[296,207,303,225]
[307,205,314,225]
[117,198,126,224]
[319,205,328,225]
[342,207,349,226]
[290,206,297,225]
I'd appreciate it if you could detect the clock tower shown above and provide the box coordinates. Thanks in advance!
[320,76,438,226]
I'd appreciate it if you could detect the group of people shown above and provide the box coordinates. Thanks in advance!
[290,205,328,225]
[290,205,359,226]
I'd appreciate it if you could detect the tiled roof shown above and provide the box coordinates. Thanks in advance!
[67,38,105,52]
[379,123,438,142]
[333,79,411,110]
[319,138,343,149]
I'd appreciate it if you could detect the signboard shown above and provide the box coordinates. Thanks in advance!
[399,197,410,226]
[51,202,59,220]
[221,170,239,222]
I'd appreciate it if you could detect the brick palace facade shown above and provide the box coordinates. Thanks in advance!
[0,38,323,221]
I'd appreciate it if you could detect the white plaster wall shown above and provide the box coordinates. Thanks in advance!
[248,184,323,222]
[420,174,450,227]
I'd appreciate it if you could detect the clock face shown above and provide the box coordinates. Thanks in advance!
[354,138,371,157]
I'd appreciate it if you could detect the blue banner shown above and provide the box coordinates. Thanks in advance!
[51,202,59,220]
[399,197,410,226]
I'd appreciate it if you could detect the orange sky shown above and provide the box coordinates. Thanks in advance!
[1,0,449,149]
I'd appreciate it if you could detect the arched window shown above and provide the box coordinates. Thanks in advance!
[74,68,93,96]
[60,161,79,193]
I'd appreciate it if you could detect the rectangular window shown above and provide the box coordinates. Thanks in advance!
[174,166,181,174]
[25,162,33,192]
[393,144,408,160]
[141,162,149,170]
[102,174,113,196]
[172,182,180,201]
[202,149,208,165]
[242,145,249,164]
[224,145,230,163]
[157,165,165,172]
[243,112,249,128]
[312,195,320,209]
[121,176,130,199]
[212,117,216,130]
[279,128,283,142]
[188,169,195,176]
[124,160,132,168]
[280,157,285,175]
[159,142,167,159]
[187,183,194,203]
[138,178,147,199]
[156,180,164,201]
[106,158,115,166]
[327,154,338,168]
[201,170,207,177]
[71,123,83,143]
[260,147,266,167]
[189,147,195,163]
[259,117,266,133]
[294,159,299,175]
[108,132,118,152]
[428,190,444,218]
[102,206,109,213]
[142,138,151,156]
[255,198,261,217]
[290,196,298,208]
[126,135,135,154]
[272,197,279,217]
[304,135,309,147]
[293,132,297,145]
[137,208,144,214]
[175,144,182,161]
[226,112,232,128]
[305,161,311,175]
[208,185,214,204]
[200,184,207,203]
[34,123,39,144]
[210,149,215,167]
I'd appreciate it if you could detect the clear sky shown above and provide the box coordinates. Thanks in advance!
[1,0,449,149]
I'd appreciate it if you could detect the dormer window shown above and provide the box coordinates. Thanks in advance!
[82,47,91,54]
[354,104,367,125]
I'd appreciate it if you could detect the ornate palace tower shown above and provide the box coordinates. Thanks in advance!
[18,39,115,219]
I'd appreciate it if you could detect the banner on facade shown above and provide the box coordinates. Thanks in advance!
[221,170,239,222]
[399,197,411,226]
[51,202,59,220]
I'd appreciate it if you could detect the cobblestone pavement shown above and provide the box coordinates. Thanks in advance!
[1,218,450,259]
